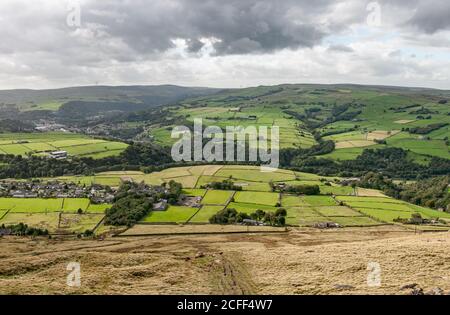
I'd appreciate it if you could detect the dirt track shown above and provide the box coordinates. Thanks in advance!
[0,226,449,295]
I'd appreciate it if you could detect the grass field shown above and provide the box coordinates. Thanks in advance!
[201,190,234,205]
[189,205,224,223]
[336,196,450,223]
[0,132,128,159]
[0,198,110,213]
[17,165,449,230]
[282,195,381,226]
[234,191,279,206]
[0,197,110,233]
[153,104,317,149]
[226,202,278,214]
[145,84,450,162]
[140,206,199,224]
[59,214,105,233]
[0,212,60,231]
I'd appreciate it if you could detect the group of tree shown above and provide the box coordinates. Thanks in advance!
[104,180,183,226]
[289,147,450,179]
[270,182,320,195]
[209,208,287,226]
[0,142,173,179]
[201,179,243,191]
[0,223,49,237]
[355,172,450,211]
[0,135,449,183]
[408,123,448,135]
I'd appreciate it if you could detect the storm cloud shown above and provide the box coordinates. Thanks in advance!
[0,0,448,89]
[81,0,336,55]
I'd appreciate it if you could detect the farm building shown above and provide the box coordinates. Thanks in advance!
[242,219,264,226]
[153,200,168,211]
[49,151,68,159]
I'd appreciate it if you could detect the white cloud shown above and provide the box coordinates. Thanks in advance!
[0,0,448,90]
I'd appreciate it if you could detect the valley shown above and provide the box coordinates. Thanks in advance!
[0,84,449,295]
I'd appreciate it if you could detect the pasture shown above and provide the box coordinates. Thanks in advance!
[336,196,450,223]
[14,165,449,230]
[0,197,110,234]
[189,206,224,223]
[201,190,234,205]
[141,206,199,224]
[234,191,280,206]
[0,132,128,159]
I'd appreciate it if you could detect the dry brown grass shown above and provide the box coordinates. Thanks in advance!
[335,140,375,149]
[0,226,449,295]
[356,188,387,197]
[120,224,285,236]
[366,130,400,141]
[395,120,415,125]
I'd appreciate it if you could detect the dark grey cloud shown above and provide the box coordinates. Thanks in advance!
[404,0,450,33]
[82,0,336,56]
[0,0,449,90]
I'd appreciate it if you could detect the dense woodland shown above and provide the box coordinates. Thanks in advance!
[356,173,450,211]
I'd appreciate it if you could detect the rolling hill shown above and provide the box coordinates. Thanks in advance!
[139,84,450,163]
[0,84,220,120]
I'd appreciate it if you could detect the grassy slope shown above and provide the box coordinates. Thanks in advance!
[149,84,449,160]
[0,132,128,159]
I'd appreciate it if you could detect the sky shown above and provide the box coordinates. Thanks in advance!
[0,0,449,90]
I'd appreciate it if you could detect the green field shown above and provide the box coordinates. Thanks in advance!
[182,189,207,197]
[11,165,448,230]
[234,191,280,206]
[144,84,450,162]
[215,168,296,182]
[337,196,450,223]
[301,196,337,206]
[154,103,317,149]
[226,202,278,214]
[0,198,111,213]
[0,132,128,159]
[0,198,64,212]
[189,205,224,223]
[314,206,362,217]
[62,198,91,212]
[141,206,199,224]
[201,190,234,205]
[0,197,110,234]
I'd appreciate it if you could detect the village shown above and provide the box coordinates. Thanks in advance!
[0,178,205,211]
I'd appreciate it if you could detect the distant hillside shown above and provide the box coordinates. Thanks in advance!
[136,83,450,164]
[0,85,221,117]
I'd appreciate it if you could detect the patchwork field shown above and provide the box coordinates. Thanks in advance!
[151,104,317,149]
[336,196,450,224]
[0,132,128,159]
[0,197,110,234]
[144,85,450,162]
[5,165,448,231]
